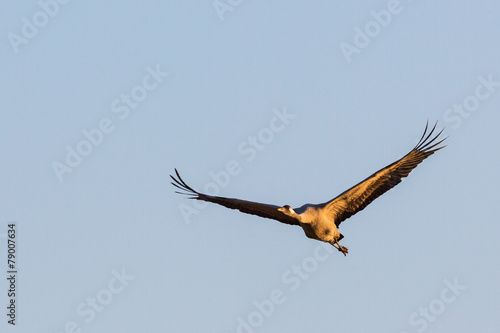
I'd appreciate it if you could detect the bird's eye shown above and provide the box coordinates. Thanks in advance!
[284,205,291,209]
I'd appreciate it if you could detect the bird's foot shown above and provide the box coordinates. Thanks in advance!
[331,241,349,256]
[338,245,348,256]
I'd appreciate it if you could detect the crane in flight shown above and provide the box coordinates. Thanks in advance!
[171,122,446,256]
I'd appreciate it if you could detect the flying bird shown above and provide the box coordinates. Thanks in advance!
[171,122,446,256]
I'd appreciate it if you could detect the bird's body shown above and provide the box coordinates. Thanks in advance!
[280,204,341,242]
[172,122,446,256]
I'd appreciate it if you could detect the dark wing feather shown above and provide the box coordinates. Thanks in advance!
[323,121,446,227]
[171,169,300,226]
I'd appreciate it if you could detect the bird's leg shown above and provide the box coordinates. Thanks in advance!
[331,241,349,256]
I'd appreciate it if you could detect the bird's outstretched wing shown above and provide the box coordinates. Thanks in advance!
[171,169,300,226]
[322,121,446,227]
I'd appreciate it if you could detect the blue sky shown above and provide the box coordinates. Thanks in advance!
[1,1,500,332]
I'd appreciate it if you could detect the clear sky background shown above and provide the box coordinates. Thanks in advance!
[1,1,500,332]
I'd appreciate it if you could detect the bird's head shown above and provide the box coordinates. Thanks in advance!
[278,205,296,216]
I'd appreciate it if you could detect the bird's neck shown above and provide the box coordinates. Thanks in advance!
[291,212,304,223]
